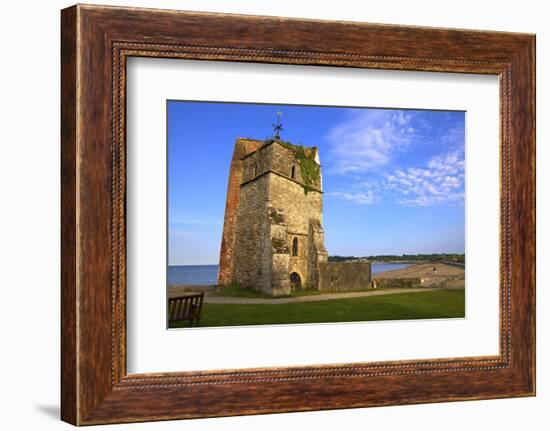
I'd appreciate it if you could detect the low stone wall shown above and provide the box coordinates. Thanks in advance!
[420,275,464,287]
[372,278,421,289]
[318,261,372,292]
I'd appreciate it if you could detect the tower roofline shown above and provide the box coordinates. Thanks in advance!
[239,138,320,167]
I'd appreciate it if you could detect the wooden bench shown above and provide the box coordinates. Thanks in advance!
[168,292,204,327]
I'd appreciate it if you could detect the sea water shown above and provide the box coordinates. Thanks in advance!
[167,263,411,286]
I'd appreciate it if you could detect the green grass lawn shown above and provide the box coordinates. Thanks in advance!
[210,283,325,298]
[170,288,465,328]
[209,283,273,299]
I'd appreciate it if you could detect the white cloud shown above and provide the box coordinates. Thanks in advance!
[326,109,415,173]
[329,190,378,205]
[385,150,465,207]
[327,150,464,207]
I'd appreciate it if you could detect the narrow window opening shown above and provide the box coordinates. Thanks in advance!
[292,237,299,256]
[291,165,296,179]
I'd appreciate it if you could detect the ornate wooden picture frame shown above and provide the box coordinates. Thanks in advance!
[61,4,535,425]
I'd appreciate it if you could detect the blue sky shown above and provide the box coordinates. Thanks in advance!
[168,101,465,265]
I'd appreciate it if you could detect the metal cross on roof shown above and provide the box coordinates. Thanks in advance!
[272,111,284,139]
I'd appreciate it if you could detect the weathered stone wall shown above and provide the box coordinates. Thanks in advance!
[233,174,272,293]
[318,261,372,292]
[241,140,322,191]
[269,206,291,296]
[288,233,308,289]
[270,142,322,190]
[220,138,327,296]
[269,173,323,290]
[218,138,262,285]
[372,278,422,289]
[308,221,328,290]
[269,173,322,235]
[241,142,271,183]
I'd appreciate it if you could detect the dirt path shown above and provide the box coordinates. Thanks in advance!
[204,286,462,305]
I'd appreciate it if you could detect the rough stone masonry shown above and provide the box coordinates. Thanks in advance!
[218,137,371,296]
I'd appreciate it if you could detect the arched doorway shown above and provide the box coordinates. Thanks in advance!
[290,272,301,291]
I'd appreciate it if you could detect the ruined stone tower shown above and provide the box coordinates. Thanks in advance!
[218,137,328,296]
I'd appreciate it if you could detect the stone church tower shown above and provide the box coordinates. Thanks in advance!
[218,135,328,297]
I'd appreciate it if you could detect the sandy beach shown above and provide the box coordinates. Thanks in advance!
[374,262,465,288]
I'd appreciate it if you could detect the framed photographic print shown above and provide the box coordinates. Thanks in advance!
[164,101,467,330]
[61,4,535,425]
